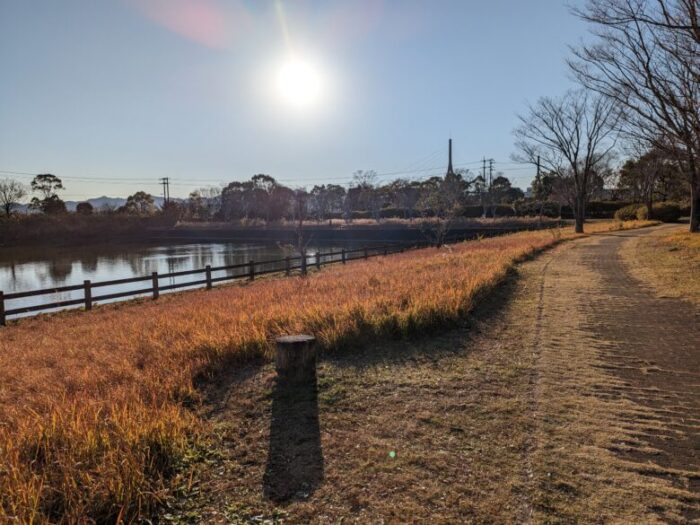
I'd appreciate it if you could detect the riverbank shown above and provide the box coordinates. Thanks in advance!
[0,215,558,248]
[0,214,171,248]
[0,220,654,523]
[156,217,560,245]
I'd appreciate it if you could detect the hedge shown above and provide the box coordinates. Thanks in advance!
[636,202,682,222]
[614,204,643,221]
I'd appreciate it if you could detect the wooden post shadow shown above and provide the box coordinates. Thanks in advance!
[263,336,324,502]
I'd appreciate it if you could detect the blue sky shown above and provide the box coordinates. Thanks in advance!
[0,0,589,200]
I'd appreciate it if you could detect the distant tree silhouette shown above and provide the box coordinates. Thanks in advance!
[30,174,67,215]
[489,175,523,216]
[0,178,27,216]
[351,170,383,222]
[76,202,94,215]
[387,179,421,221]
[121,191,156,216]
[309,184,346,222]
[531,171,555,223]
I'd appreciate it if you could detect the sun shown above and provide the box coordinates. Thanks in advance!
[276,56,323,110]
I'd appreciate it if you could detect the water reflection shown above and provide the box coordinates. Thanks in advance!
[0,242,351,318]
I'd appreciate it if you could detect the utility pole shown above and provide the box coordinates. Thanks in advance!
[488,159,494,187]
[481,157,488,218]
[159,177,170,205]
[536,155,542,224]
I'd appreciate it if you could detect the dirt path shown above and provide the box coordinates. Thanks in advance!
[172,226,700,523]
[527,226,700,523]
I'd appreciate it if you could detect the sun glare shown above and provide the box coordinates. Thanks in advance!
[276,56,323,110]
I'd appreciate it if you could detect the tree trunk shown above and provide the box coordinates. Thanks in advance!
[690,176,700,233]
[574,195,585,233]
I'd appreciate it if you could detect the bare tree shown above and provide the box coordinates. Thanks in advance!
[291,188,311,266]
[570,0,700,231]
[0,178,27,216]
[513,90,619,233]
[387,178,421,221]
[419,173,469,246]
[352,170,383,222]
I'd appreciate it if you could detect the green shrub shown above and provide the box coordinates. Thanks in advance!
[637,202,681,222]
[614,204,642,221]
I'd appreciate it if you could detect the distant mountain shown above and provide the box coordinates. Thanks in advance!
[64,196,127,212]
[11,195,180,214]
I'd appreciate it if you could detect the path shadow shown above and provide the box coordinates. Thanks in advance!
[196,356,267,417]
[263,368,324,502]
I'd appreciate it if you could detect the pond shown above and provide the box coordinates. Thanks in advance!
[0,241,351,319]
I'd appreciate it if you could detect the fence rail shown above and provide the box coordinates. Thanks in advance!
[0,243,416,325]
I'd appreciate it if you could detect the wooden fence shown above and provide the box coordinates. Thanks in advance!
[0,243,414,326]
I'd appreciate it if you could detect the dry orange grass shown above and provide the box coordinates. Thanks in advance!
[0,220,654,523]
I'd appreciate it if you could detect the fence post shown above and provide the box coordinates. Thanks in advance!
[301,254,307,275]
[315,251,321,270]
[285,256,291,276]
[84,280,92,310]
[249,260,255,281]
[152,272,159,300]
[205,265,212,289]
[341,249,346,264]
[364,246,368,259]
[0,291,5,327]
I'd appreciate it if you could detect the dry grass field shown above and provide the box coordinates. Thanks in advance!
[0,220,655,523]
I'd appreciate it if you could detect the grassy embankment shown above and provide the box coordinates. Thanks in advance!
[620,225,700,305]
[0,214,172,247]
[0,220,655,523]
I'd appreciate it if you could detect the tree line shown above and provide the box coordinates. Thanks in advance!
[186,170,526,223]
[0,170,528,223]
[0,155,689,226]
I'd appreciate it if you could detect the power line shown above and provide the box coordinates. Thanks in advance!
[0,157,539,196]
[0,160,488,186]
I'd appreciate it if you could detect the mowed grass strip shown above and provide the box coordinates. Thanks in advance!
[620,224,700,305]
[0,220,654,523]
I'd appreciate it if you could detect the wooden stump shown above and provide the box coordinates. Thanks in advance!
[275,335,317,383]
